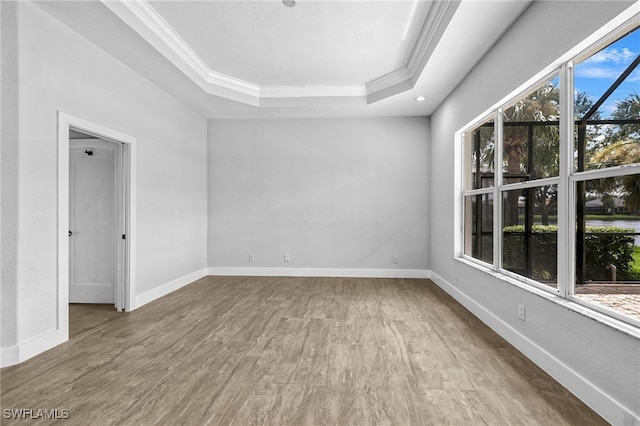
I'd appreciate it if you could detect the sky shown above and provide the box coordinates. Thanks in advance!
[574,26,640,118]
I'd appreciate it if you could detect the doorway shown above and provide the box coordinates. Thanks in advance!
[58,112,136,342]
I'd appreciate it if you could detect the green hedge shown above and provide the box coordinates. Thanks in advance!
[502,225,636,281]
[584,226,635,280]
[503,225,557,281]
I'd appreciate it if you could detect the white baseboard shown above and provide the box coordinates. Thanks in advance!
[207,267,429,279]
[428,270,640,426]
[134,268,208,309]
[1,347,19,367]
[1,328,67,368]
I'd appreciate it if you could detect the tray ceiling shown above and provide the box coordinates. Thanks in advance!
[34,1,532,118]
[148,0,433,87]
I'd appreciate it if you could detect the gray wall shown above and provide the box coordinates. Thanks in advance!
[1,0,19,349]
[429,1,639,423]
[208,117,429,273]
[1,2,208,352]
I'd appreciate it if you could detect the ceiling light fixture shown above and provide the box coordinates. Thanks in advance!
[283,0,296,7]
[415,96,426,102]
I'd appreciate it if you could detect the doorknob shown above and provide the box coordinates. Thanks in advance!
[69,230,73,237]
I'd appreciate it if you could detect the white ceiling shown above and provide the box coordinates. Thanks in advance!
[35,0,532,119]
[149,0,433,87]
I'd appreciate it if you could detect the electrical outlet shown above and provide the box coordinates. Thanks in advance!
[392,255,399,264]
[249,253,255,262]
[284,253,290,262]
[518,304,525,321]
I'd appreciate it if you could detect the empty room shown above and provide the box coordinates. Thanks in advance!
[1,0,639,424]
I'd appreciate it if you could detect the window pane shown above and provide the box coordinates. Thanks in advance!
[465,118,495,190]
[574,25,640,172]
[574,175,640,322]
[464,194,493,263]
[503,75,560,185]
[502,185,558,287]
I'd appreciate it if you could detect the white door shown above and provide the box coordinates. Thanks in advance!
[69,140,117,303]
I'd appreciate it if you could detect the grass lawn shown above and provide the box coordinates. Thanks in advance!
[585,214,640,221]
[632,246,640,276]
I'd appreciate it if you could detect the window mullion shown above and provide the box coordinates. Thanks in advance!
[494,108,504,271]
[558,61,574,298]
[501,176,560,192]
[572,163,640,181]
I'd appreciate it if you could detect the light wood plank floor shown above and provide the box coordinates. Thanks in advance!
[68,304,122,339]
[1,277,607,425]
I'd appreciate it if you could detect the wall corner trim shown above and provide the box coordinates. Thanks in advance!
[207,267,429,279]
[428,270,640,426]
[134,268,208,309]
[1,329,67,368]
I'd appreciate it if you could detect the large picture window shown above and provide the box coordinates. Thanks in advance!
[461,21,640,327]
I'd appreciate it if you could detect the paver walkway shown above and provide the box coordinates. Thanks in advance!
[575,284,640,322]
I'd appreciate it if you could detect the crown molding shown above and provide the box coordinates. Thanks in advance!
[260,85,367,98]
[103,0,459,107]
[366,0,460,103]
[407,0,460,80]
[120,0,210,81]
[365,67,413,104]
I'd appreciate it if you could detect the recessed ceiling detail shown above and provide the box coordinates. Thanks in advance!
[102,0,459,108]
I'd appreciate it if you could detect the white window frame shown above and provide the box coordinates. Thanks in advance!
[461,111,498,270]
[458,12,640,330]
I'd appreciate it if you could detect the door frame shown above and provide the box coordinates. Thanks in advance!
[57,112,136,335]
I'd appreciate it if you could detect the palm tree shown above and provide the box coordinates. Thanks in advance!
[586,92,640,213]
[589,138,640,213]
[607,91,640,141]
[502,82,560,225]
[473,83,599,225]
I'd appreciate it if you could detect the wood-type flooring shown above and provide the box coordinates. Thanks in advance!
[1,276,607,425]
